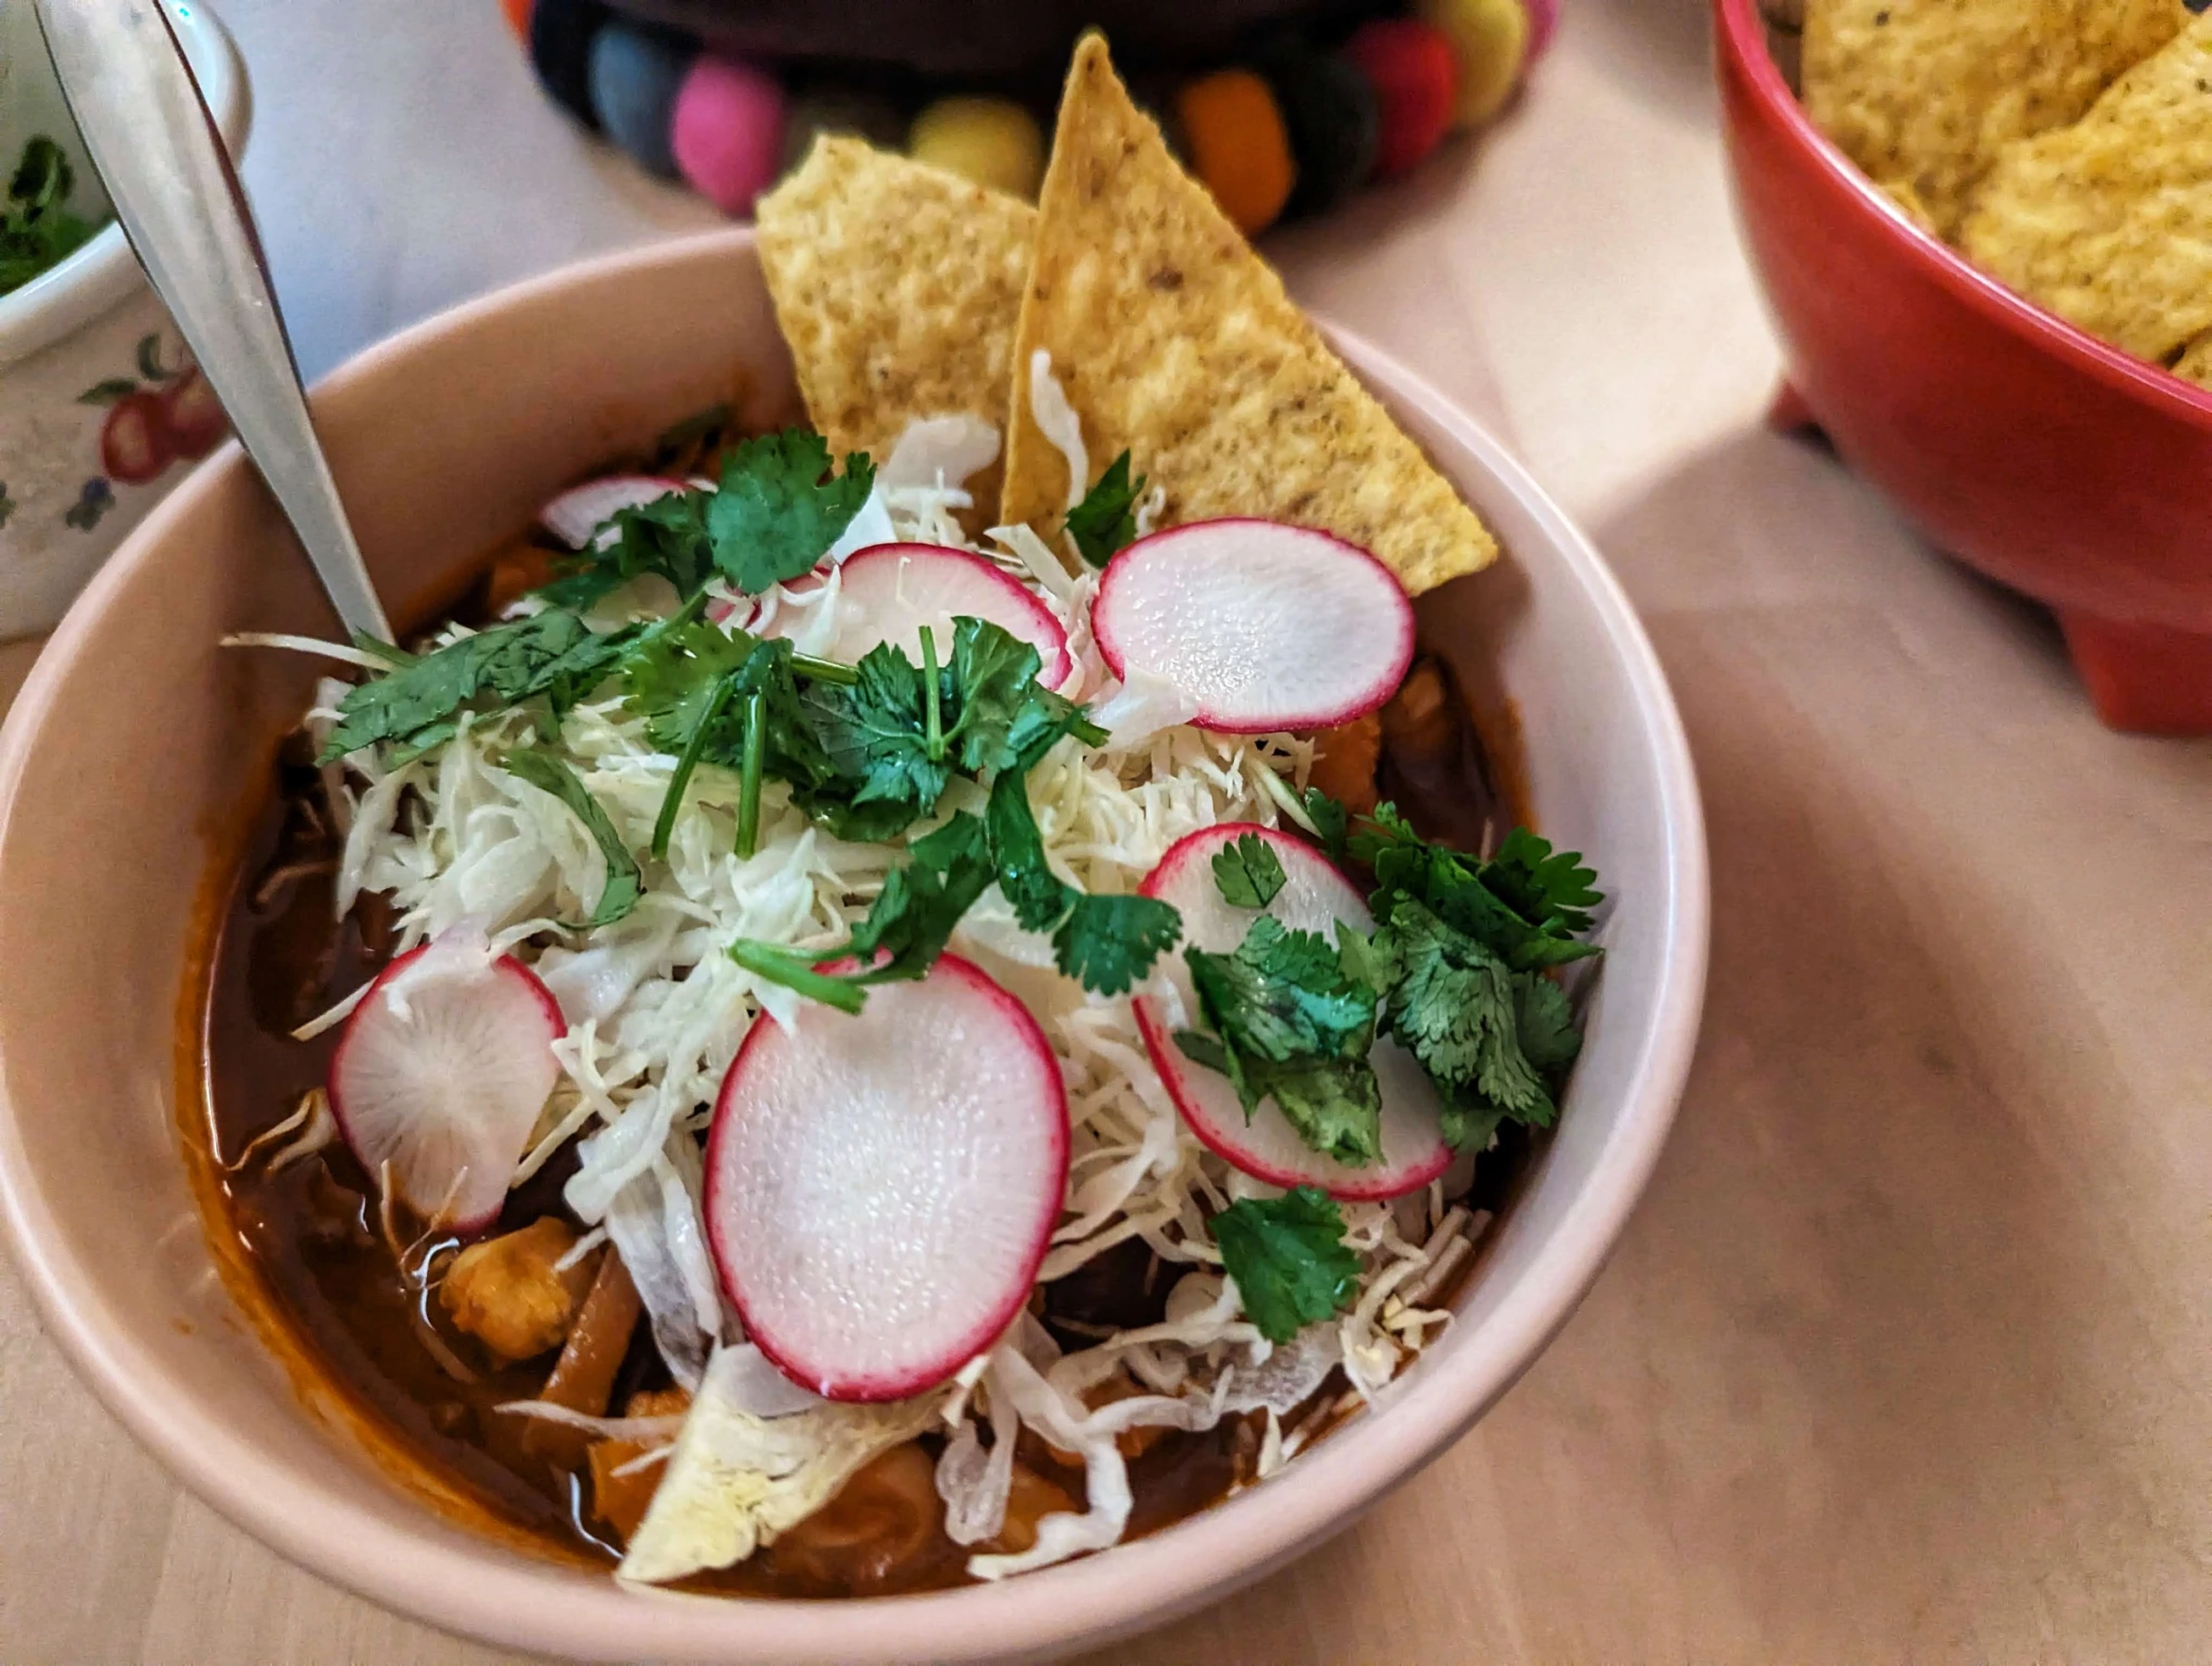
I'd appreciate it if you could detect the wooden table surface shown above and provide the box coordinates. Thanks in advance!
[6,2,2210,1662]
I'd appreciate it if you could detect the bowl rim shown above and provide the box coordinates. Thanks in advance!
[0,1,252,368]
[1713,0,2212,429]
[0,228,1709,1663]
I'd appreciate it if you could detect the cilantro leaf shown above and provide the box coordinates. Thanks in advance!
[1302,787,1350,862]
[537,428,873,607]
[1436,1091,1509,1158]
[1351,800,1601,973]
[803,640,953,824]
[987,758,1077,932]
[1212,1186,1359,1345]
[1211,832,1287,908]
[706,429,875,595]
[320,610,631,762]
[1484,825,1603,936]
[1366,896,1558,1143]
[986,726,1182,994]
[1514,971,1583,1074]
[620,614,759,754]
[538,488,710,609]
[1178,915,1384,1166]
[1,138,96,297]
[1053,893,1184,997]
[502,749,642,927]
[846,812,995,979]
[793,618,1089,846]
[1064,450,1147,569]
[945,616,1057,772]
[1187,917,1377,1062]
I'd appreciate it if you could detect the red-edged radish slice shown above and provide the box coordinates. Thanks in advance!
[327,936,565,1234]
[1091,519,1415,732]
[1133,824,1449,1201]
[705,956,1069,1402]
[539,475,685,550]
[766,542,1070,687]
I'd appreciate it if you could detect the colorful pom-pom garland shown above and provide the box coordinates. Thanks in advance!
[505,0,1550,233]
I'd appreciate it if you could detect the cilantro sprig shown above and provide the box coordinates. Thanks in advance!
[503,748,642,928]
[707,430,876,595]
[1175,916,1384,1166]
[986,714,1181,997]
[1,138,96,297]
[1175,798,1603,1167]
[728,813,998,1014]
[1211,831,1287,908]
[1327,792,1599,1152]
[1333,799,1602,973]
[319,608,652,764]
[724,619,1176,1007]
[1064,450,1147,568]
[541,426,875,609]
[1213,1186,1360,1345]
[731,769,1181,1009]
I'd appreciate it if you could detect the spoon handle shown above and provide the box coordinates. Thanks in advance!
[32,0,393,642]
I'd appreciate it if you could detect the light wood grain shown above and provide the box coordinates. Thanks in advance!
[5,1,2210,1662]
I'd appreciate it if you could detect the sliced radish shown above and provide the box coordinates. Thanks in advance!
[766,542,1070,686]
[327,935,565,1234]
[539,475,685,551]
[1134,824,1449,1201]
[1091,519,1415,732]
[704,955,1068,1402]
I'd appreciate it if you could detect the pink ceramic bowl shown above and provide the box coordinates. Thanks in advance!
[0,230,1706,1663]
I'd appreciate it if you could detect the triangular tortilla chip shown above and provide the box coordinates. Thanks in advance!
[1804,0,2186,238]
[999,36,1495,597]
[1960,17,2212,363]
[756,136,1036,486]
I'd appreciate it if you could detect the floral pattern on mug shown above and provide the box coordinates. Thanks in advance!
[0,297,227,637]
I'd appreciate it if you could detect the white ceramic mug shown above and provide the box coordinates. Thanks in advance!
[0,1,249,640]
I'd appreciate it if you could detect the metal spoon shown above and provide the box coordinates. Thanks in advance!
[32,0,392,641]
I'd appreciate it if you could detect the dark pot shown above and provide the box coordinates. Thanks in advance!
[606,0,1348,80]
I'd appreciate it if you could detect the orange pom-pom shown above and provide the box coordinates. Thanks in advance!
[1175,69,1296,235]
[499,0,535,45]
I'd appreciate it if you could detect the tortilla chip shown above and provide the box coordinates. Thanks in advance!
[755,136,1035,478]
[1960,19,2212,362]
[2172,330,2212,391]
[1803,0,2187,237]
[1880,177,1941,237]
[999,35,1495,597]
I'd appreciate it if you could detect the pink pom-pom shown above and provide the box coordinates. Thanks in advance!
[1523,0,1559,64]
[671,56,787,218]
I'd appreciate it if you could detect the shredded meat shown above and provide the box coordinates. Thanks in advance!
[1308,713,1382,814]
[482,542,557,614]
[987,1462,1078,1557]
[439,1217,597,1361]
[522,1251,643,1465]
[1380,660,1457,764]
[770,1442,942,1591]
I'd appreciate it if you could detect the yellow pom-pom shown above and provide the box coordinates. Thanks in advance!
[909,96,1046,199]
[1175,69,1296,236]
[1416,0,1530,130]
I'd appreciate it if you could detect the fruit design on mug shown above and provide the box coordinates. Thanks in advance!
[75,331,228,499]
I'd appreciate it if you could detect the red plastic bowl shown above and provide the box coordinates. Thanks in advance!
[1715,0,2212,734]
